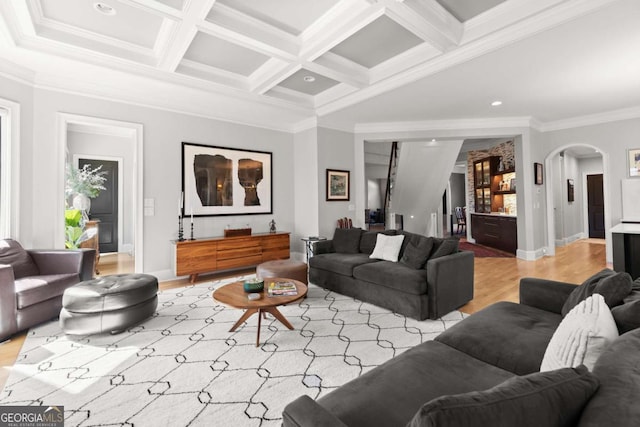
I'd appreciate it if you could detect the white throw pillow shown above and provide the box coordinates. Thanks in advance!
[369,234,405,262]
[540,293,618,372]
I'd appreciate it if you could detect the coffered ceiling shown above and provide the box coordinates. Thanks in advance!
[0,0,637,132]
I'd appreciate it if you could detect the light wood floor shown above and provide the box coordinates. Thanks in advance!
[0,239,607,390]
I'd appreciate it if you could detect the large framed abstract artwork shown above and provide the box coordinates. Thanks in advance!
[182,142,272,216]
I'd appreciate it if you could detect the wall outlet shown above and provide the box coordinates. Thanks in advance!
[348,204,355,211]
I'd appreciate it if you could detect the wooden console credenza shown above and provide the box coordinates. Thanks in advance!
[172,231,290,283]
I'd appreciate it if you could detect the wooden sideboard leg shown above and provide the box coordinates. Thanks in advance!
[189,274,198,283]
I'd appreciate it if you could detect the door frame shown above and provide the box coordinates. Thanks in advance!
[582,171,604,239]
[56,113,143,272]
[73,154,124,253]
[0,97,20,240]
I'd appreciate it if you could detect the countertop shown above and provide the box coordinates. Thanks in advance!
[471,212,517,218]
[611,223,640,234]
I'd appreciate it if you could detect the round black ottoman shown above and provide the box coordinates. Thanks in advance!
[59,274,158,335]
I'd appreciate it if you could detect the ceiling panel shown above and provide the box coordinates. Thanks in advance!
[39,0,163,48]
[434,0,507,22]
[154,0,184,11]
[330,15,423,68]
[215,0,340,35]
[277,69,339,95]
[183,32,270,76]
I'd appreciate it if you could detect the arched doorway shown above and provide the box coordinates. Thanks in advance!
[544,144,612,262]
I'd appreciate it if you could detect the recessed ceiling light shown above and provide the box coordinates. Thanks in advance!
[94,2,116,15]
[303,75,316,83]
[491,100,503,107]
[431,139,436,142]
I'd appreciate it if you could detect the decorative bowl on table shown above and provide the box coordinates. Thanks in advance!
[243,278,264,293]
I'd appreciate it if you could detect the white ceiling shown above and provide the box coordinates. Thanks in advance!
[0,0,638,132]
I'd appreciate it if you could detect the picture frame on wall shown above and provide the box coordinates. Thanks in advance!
[326,169,350,201]
[628,148,640,177]
[567,179,575,202]
[181,142,272,216]
[534,162,543,185]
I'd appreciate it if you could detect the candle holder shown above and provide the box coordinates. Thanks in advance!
[177,215,185,242]
[190,222,195,241]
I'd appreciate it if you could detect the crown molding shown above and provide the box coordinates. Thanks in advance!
[0,58,36,84]
[540,106,640,132]
[354,117,536,134]
[291,116,318,133]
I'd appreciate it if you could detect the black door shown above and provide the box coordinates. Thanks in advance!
[79,158,118,253]
[587,174,605,239]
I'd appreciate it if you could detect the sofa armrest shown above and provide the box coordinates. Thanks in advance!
[312,240,335,255]
[426,251,474,319]
[0,264,18,341]
[283,395,348,427]
[29,249,96,281]
[519,277,576,314]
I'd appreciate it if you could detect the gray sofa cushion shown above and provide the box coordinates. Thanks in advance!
[436,301,561,375]
[0,239,40,279]
[309,253,378,277]
[353,261,428,295]
[578,328,640,427]
[317,340,514,427]
[359,230,396,255]
[409,365,599,427]
[332,228,363,253]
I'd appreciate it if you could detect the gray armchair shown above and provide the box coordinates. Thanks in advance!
[0,239,95,341]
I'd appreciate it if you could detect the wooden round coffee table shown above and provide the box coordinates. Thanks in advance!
[212,278,308,347]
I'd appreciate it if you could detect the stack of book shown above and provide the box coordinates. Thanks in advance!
[267,281,298,296]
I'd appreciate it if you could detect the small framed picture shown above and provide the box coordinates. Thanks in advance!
[534,162,543,185]
[628,148,640,177]
[567,179,575,202]
[326,169,350,201]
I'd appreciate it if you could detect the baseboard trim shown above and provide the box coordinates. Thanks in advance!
[516,248,545,260]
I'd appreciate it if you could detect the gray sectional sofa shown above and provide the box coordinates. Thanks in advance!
[283,271,640,427]
[309,228,474,320]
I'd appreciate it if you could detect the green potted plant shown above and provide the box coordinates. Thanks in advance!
[65,209,97,249]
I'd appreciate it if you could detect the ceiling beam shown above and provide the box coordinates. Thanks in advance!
[157,0,216,72]
[383,0,462,52]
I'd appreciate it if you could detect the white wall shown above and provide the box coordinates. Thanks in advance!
[542,118,640,262]
[367,179,382,210]
[392,140,463,235]
[67,130,135,249]
[317,127,356,239]
[293,127,319,255]
[25,88,294,276]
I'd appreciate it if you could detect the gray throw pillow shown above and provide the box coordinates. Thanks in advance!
[332,228,362,254]
[593,272,633,308]
[561,269,615,316]
[429,238,459,260]
[611,299,640,334]
[0,239,39,279]
[407,365,599,427]
[562,269,633,316]
[400,238,434,269]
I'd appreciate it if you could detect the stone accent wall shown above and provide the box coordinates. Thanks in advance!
[466,140,515,212]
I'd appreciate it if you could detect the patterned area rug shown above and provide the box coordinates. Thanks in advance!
[0,275,465,426]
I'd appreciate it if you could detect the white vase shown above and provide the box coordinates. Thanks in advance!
[72,194,91,212]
